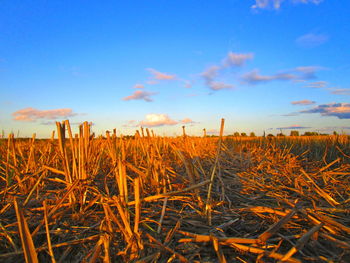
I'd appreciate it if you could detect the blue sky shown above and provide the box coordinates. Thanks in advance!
[0,0,349,137]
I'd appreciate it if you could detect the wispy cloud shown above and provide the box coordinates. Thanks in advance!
[184,81,193,89]
[186,93,199,97]
[147,68,177,83]
[139,114,178,127]
[292,0,323,5]
[133,84,145,89]
[201,66,233,91]
[241,66,322,85]
[300,103,350,119]
[13,108,77,122]
[277,125,311,129]
[241,69,295,85]
[122,90,157,102]
[122,120,137,128]
[330,88,350,96]
[252,0,323,10]
[304,81,327,88]
[201,65,220,84]
[180,118,198,125]
[252,0,283,10]
[291,99,316,105]
[296,33,329,48]
[209,82,234,91]
[59,66,84,77]
[201,51,251,91]
[294,66,322,79]
[222,52,254,67]
[281,112,299,116]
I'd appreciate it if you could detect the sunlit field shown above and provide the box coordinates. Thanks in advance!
[0,120,349,262]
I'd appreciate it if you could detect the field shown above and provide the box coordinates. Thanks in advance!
[0,120,349,262]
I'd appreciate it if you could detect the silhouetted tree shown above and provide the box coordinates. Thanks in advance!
[303,131,319,136]
[290,130,299,136]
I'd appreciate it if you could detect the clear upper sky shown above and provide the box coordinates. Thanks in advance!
[0,0,349,137]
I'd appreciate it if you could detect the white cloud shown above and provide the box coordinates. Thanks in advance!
[291,100,315,105]
[125,115,197,128]
[252,0,323,10]
[296,33,329,48]
[122,90,157,102]
[252,0,283,10]
[292,0,323,4]
[140,114,178,127]
[13,107,77,122]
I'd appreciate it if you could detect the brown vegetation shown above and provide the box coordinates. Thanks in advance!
[0,120,349,262]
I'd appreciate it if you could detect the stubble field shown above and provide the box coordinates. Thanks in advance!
[0,120,349,262]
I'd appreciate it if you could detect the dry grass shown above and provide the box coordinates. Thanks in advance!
[0,120,349,262]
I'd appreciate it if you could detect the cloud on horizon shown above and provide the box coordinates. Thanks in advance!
[291,99,316,105]
[13,107,77,122]
[140,114,178,127]
[206,129,219,135]
[41,121,92,126]
[123,115,198,128]
[276,125,311,129]
[252,0,323,10]
[281,112,299,116]
[322,126,350,130]
[122,90,157,102]
[300,102,350,119]
[296,33,329,48]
